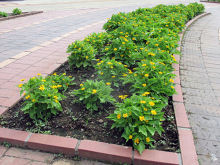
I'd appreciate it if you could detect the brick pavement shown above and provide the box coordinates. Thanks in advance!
[180,3,220,165]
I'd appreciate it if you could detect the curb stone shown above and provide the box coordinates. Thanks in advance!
[0,12,211,165]
[0,11,43,22]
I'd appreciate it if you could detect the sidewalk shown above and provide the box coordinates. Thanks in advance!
[0,1,220,165]
[180,3,220,164]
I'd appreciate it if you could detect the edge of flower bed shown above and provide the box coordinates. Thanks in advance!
[0,12,211,165]
[200,0,220,3]
[0,11,43,22]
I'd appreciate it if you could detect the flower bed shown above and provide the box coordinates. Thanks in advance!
[0,2,205,163]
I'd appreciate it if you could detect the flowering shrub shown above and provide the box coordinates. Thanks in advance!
[108,95,165,154]
[17,74,68,121]
[72,80,116,113]
[123,60,177,98]
[83,32,111,51]
[46,72,75,91]
[67,40,96,69]
[102,37,136,66]
[94,58,129,87]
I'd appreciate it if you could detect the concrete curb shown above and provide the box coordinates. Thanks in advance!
[0,12,211,165]
[0,11,43,22]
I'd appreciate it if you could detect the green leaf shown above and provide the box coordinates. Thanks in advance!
[93,103,98,110]
[138,125,148,136]
[137,141,145,154]
[147,126,155,136]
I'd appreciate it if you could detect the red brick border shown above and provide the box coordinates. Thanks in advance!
[0,12,211,165]
[0,11,43,22]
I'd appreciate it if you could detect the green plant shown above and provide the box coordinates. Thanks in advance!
[94,58,129,87]
[67,40,96,69]
[12,8,22,15]
[72,80,116,113]
[2,141,12,148]
[108,94,166,154]
[0,12,8,17]
[17,74,70,121]
[83,32,111,51]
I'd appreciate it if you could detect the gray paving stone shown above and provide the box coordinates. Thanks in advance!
[183,96,219,107]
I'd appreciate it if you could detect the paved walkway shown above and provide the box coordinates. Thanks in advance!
[0,1,220,165]
[180,3,220,165]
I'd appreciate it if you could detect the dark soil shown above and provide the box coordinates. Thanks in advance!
[0,62,179,153]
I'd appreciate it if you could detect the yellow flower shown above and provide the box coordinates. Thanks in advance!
[26,95,30,99]
[124,65,128,67]
[151,110,157,115]
[149,102,155,106]
[32,99,35,102]
[146,137,150,143]
[63,73,66,76]
[85,56,89,59]
[142,64,146,66]
[145,49,148,51]
[97,63,101,65]
[145,120,149,123]
[140,101,146,104]
[145,74,149,77]
[117,114,121,119]
[78,48,81,50]
[18,84,23,88]
[41,80,46,82]
[144,108,147,111]
[112,75,115,78]
[134,138,140,144]
[39,85,45,90]
[120,55,124,57]
[23,93,26,96]
[122,42,125,44]
[37,73,41,76]
[53,72,57,76]
[69,76,72,78]
[107,62,113,65]
[110,66,113,69]
[114,48,117,51]
[153,66,155,69]
[92,89,97,94]
[54,96,58,99]
[55,100,59,103]
[123,113,128,118]
[80,84,83,86]
[51,85,57,89]
[150,62,155,65]
[159,72,162,74]
[134,74,137,76]
[129,135,132,139]
[106,82,111,85]
[169,79,174,83]
[171,86,174,89]
[139,116,145,121]
[132,38,135,40]
[105,48,108,50]
[140,48,143,50]
[96,59,100,61]
[57,85,62,88]
[20,79,25,81]
[143,84,146,87]
[155,44,159,47]
[123,74,127,77]
[100,72,103,75]
[81,87,85,90]
[52,81,55,83]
